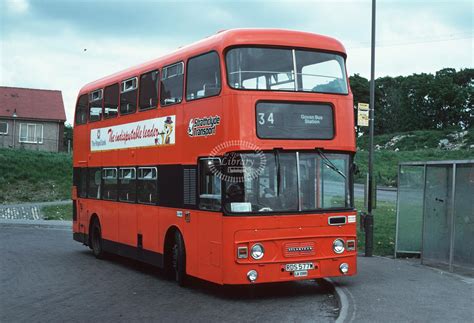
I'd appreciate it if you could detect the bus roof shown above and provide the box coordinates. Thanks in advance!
[79,28,347,94]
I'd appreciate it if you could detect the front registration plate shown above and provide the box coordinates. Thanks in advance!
[285,262,314,272]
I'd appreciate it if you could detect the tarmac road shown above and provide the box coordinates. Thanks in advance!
[354,183,397,202]
[323,182,397,203]
[0,225,338,322]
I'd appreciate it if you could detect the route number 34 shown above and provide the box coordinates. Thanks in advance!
[258,112,274,125]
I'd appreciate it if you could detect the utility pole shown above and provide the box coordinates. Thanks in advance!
[365,0,376,257]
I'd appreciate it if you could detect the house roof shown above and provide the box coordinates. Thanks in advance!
[0,86,66,121]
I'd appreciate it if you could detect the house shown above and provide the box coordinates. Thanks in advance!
[0,86,66,152]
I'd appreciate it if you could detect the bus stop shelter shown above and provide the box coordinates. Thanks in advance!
[395,160,474,276]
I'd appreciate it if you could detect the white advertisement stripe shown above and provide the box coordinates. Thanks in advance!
[90,115,176,151]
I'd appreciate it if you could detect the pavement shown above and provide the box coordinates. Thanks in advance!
[331,256,474,323]
[0,200,71,220]
[0,218,72,228]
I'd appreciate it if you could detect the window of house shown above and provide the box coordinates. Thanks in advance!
[89,89,103,122]
[87,168,102,199]
[102,168,117,201]
[139,70,159,110]
[160,62,184,106]
[75,94,88,125]
[104,83,119,119]
[186,52,221,101]
[119,167,136,202]
[19,123,43,143]
[0,121,8,134]
[199,158,221,211]
[137,167,158,204]
[120,77,138,115]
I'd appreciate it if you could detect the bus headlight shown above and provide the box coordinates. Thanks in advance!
[333,239,345,254]
[340,263,349,274]
[250,243,264,260]
[247,270,258,282]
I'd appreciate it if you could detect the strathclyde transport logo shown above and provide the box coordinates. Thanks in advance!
[209,140,266,183]
[187,115,221,137]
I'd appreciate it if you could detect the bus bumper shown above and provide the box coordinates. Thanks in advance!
[222,254,357,285]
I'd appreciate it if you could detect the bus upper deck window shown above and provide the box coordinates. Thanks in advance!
[104,83,119,119]
[120,77,138,115]
[186,52,221,101]
[139,70,159,110]
[226,47,348,94]
[89,89,103,122]
[75,94,88,125]
[160,62,184,106]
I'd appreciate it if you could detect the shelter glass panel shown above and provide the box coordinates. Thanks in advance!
[453,164,474,271]
[396,165,424,253]
[422,165,453,266]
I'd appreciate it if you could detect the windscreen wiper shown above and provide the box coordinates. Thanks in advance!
[316,149,346,179]
[274,149,281,196]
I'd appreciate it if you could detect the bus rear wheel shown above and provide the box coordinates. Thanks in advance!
[171,231,187,286]
[90,219,104,259]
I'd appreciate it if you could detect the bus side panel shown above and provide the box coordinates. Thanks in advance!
[118,203,137,247]
[137,204,160,253]
[196,211,223,284]
[100,201,118,243]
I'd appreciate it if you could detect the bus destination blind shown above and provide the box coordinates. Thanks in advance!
[256,102,334,139]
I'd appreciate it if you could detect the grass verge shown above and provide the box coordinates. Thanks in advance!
[354,149,473,187]
[356,199,397,256]
[41,204,72,221]
[0,148,72,204]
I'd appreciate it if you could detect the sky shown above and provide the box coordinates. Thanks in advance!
[0,0,472,124]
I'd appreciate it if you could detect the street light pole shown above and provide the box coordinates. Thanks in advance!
[12,109,18,149]
[365,0,376,257]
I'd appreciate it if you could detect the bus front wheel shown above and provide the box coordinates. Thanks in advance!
[171,231,187,286]
[90,219,104,259]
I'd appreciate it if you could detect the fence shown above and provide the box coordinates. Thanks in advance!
[395,160,474,275]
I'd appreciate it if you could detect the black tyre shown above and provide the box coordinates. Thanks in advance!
[171,231,187,286]
[90,219,104,259]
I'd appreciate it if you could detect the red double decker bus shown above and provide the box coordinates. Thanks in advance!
[72,29,357,285]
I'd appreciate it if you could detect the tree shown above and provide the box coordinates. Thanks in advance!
[349,68,472,135]
[349,74,370,134]
[64,124,73,152]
